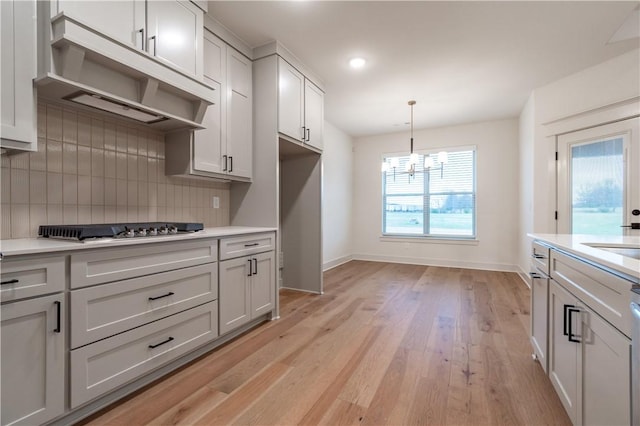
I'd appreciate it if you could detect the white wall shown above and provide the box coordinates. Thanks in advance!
[322,121,354,270]
[352,118,520,271]
[517,48,640,273]
[518,94,535,277]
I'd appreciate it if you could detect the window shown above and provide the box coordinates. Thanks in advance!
[382,148,476,238]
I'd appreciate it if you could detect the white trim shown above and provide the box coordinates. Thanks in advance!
[516,265,532,289]
[543,96,640,137]
[380,236,479,245]
[352,253,519,273]
[323,255,354,271]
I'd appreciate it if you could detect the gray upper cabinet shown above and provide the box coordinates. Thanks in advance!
[277,57,324,151]
[0,0,37,151]
[166,30,252,182]
[146,0,203,78]
[54,0,203,79]
[54,0,145,49]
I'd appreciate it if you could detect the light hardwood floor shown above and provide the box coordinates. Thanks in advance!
[80,261,571,426]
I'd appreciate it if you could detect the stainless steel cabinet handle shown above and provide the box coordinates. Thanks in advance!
[567,307,581,342]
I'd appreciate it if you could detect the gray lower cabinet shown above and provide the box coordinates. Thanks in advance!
[1,294,65,426]
[542,244,633,426]
[70,301,218,408]
[219,251,275,335]
[549,279,631,425]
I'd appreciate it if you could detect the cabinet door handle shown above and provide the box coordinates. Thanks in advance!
[247,259,253,276]
[244,243,259,247]
[529,272,541,279]
[148,35,157,56]
[137,28,145,50]
[302,126,306,141]
[563,304,574,336]
[229,156,233,173]
[253,258,258,275]
[148,291,175,301]
[306,128,310,142]
[223,155,228,172]
[1,278,19,285]
[532,254,545,259]
[567,307,581,343]
[54,301,61,333]
[148,336,174,349]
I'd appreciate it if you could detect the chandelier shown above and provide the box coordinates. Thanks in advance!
[381,100,448,179]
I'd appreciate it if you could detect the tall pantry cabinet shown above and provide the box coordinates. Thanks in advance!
[231,42,324,295]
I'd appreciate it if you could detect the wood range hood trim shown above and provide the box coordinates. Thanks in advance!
[37,13,216,131]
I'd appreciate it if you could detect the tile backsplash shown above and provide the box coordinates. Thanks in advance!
[1,101,230,239]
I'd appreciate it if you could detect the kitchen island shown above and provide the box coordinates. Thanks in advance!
[528,233,639,426]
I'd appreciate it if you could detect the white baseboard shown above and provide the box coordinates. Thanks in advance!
[351,253,520,273]
[323,254,354,271]
[516,265,532,289]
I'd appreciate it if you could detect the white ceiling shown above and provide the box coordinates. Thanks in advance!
[208,1,639,137]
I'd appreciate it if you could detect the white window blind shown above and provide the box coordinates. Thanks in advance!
[382,149,476,238]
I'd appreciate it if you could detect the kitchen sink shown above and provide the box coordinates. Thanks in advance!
[585,244,640,260]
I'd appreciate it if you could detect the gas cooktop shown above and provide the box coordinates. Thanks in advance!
[38,222,204,241]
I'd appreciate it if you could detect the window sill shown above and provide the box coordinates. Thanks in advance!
[379,235,479,245]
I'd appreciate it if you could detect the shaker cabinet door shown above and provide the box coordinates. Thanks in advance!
[146,0,203,78]
[278,58,304,142]
[219,257,251,335]
[304,79,324,151]
[1,294,65,426]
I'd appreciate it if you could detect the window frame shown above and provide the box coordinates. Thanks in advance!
[381,146,477,240]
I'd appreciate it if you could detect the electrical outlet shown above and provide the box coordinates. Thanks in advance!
[213,196,220,209]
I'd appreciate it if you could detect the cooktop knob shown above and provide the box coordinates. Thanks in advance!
[136,228,148,237]
[148,227,158,236]
[124,229,135,238]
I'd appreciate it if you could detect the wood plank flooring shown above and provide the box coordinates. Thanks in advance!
[79,261,571,426]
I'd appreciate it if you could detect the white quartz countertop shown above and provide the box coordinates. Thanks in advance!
[528,233,640,281]
[0,226,277,257]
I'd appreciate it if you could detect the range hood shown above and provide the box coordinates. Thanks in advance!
[36,13,217,131]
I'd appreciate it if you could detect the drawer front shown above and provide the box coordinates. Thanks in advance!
[1,256,65,302]
[70,301,218,408]
[219,232,275,260]
[532,241,550,275]
[70,239,217,288]
[550,250,632,337]
[70,263,218,349]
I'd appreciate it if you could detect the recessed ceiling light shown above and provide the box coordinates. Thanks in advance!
[349,57,366,69]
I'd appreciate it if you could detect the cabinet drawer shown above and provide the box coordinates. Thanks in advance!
[219,232,275,260]
[70,301,218,408]
[70,263,218,349]
[70,239,217,288]
[1,256,65,302]
[532,241,550,275]
[550,250,632,337]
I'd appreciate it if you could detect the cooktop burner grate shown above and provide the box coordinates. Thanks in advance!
[38,222,204,241]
